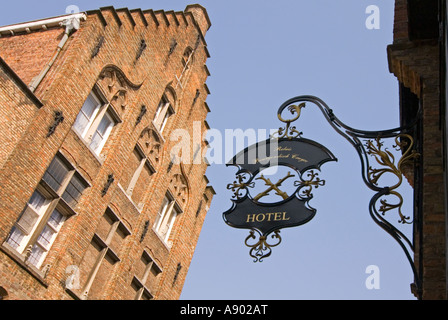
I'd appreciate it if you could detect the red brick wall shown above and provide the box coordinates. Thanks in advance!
[0,60,41,168]
[393,0,409,43]
[0,5,213,300]
[0,28,65,86]
[388,0,446,300]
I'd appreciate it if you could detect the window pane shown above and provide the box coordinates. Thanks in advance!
[36,225,56,249]
[62,174,86,207]
[28,190,48,212]
[6,227,25,249]
[141,290,152,300]
[43,156,69,192]
[163,209,178,242]
[90,114,114,153]
[153,97,167,123]
[74,92,100,135]
[97,114,113,136]
[154,197,169,231]
[154,96,171,131]
[47,209,64,230]
[29,209,65,267]
[160,109,173,133]
[16,206,40,235]
[73,113,90,136]
[27,245,45,267]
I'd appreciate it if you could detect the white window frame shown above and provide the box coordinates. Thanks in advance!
[26,208,67,268]
[153,95,174,134]
[153,194,181,245]
[73,89,119,156]
[4,154,88,269]
[88,111,115,154]
[7,190,51,253]
[5,187,71,269]
[73,92,102,138]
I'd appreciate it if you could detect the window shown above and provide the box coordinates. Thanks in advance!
[131,250,162,300]
[73,92,102,137]
[27,209,65,267]
[175,47,194,89]
[73,90,118,155]
[153,194,181,245]
[124,145,155,208]
[153,95,174,133]
[4,154,88,269]
[74,208,131,300]
[182,47,194,68]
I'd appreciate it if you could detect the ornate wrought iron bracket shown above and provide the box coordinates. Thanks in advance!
[223,94,422,296]
[276,95,422,296]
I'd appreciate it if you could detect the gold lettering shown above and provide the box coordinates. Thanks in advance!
[292,154,308,163]
[274,212,282,221]
[246,214,256,223]
[247,212,291,223]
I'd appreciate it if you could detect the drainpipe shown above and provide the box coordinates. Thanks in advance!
[29,14,86,92]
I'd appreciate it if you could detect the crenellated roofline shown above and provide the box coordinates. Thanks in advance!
[0,5,211,43]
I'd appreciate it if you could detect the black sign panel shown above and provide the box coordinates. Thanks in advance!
[228,137,336,175]
[223,137,336,261]
[223,196,316,236]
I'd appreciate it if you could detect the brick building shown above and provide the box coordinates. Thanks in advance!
[0,4,214,300]
[388,0,447,299]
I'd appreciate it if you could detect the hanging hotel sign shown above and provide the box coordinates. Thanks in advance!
[223,102,337,262]
[222,95,422,296]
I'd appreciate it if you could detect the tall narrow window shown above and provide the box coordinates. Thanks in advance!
[75,208,131,300]
[73,92,102,137]
[153,95,174,134]
[89,112,114,153]
[153,194,181,245]
[124,145,155,209]
[175,47,194,89]
[182,47,194,69]
[27,209,65,267]
[4,154,88,269]
[73,89,119,156]
[131,250,162,300]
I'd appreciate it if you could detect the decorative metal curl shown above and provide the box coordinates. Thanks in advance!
[294,170,325,200]
[226,173,254,200]
[271,103,305,139]
[245,229,282,262]
[365,134,419,224]
[377,190,409,224]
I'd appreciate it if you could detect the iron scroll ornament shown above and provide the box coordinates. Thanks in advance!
[223,95,421,295]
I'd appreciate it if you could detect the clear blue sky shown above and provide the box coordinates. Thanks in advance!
[0,0,416,300]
